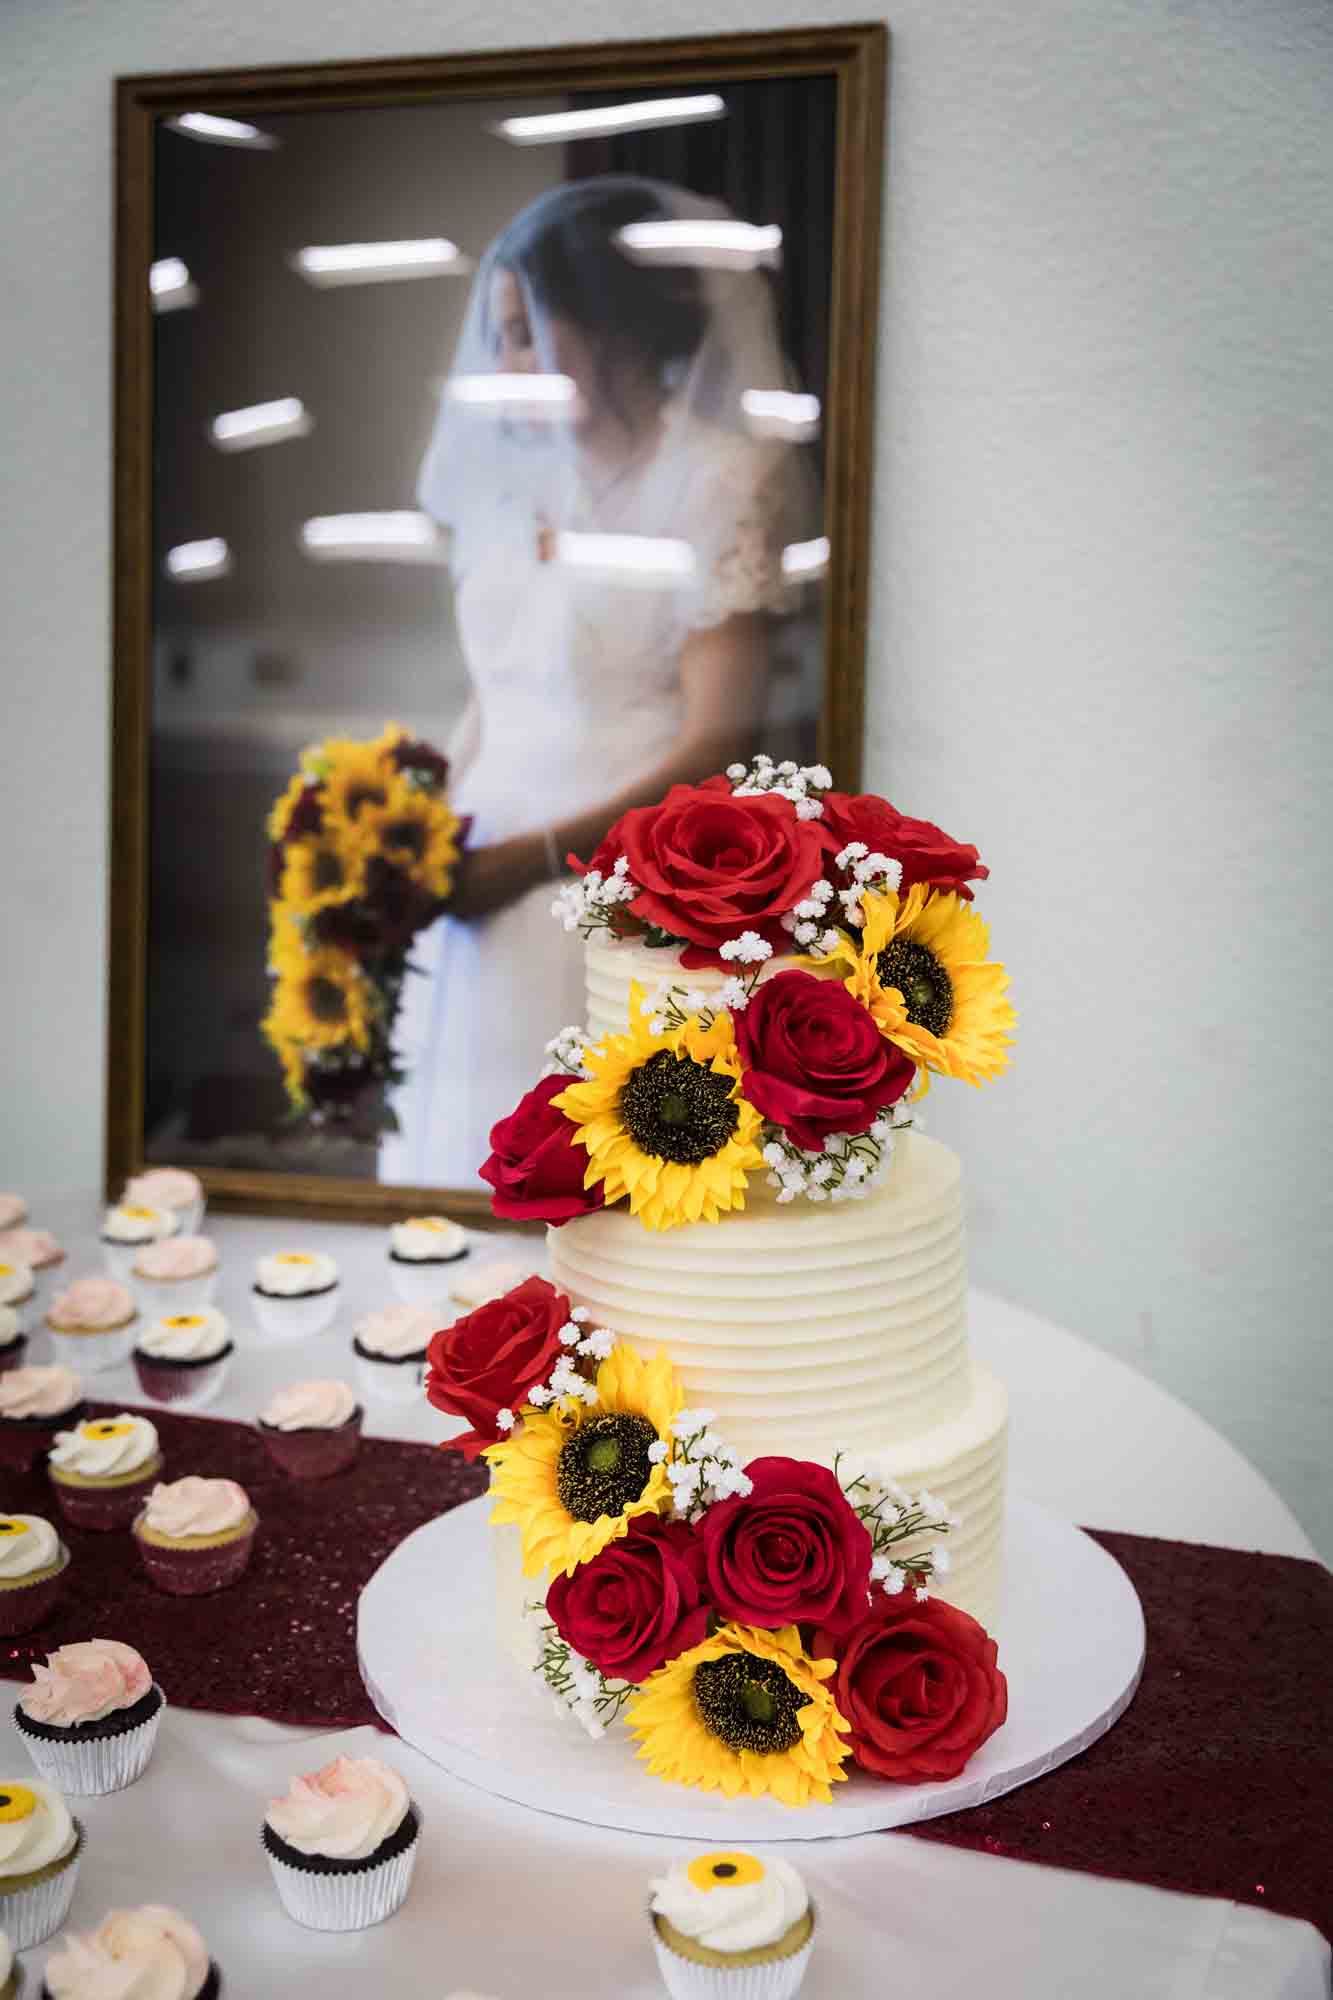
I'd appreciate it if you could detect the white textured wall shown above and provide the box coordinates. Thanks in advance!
[3,0,1330,1550]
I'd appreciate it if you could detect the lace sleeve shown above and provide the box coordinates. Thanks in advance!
[685,439,806,632]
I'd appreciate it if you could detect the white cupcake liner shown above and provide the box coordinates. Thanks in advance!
[266,1831,418,1931]
[16,1690,164,1795]
[46,1322,138,1373]
[135,1351,232,1410]
[387,1260,457,1310]
[651,1927,813,2000]
[0,1828,82,1951]
[354,1350,426,1407]
[132,1270,218,1316]
[252,1285,340,1340]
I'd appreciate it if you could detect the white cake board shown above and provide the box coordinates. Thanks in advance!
[358,1495,1144,1841]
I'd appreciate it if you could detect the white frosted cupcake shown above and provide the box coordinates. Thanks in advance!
[99,1204,178,1283]
[447,1257,530,1310]
[0,1517,70,1638]
[387,1217,468,1306]
[132,1308,233,1409]
[47,1416,162,1534]
[0,1779,82,1952]
[14,1642,163,1796]
[263,1754,419,1932]
[0,1262,35,1340]
[42,1903,219,1998]
[352,1303,434,1405]
[130,1238,218,1316]
[252,1252,340,1338]
[649,1853,815,2000]
[123,1167,206,1237]
[258,1380,361,1479]
[44,1280,138,1374]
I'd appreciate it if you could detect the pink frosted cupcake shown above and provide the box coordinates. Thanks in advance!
[132,1308,233,1409]
[0,1195,28,1231]
[263,1755,420,1931]
[0,1228,63,1273]
[99,1203,178,1284]
[352,1303,434,1406]
[0,1259,35,1336]
[47,1415,162,1533]
[0,1368,85,1473]
[258,1380,361,1479]
[131,1238,218,1316]
[14,1642,164,1796]
[122,1165,206,1237]
[0,1517,70,1637]
[132,1476,257,1596]
[42,1903,220,1998]
[45,1280,138,1374]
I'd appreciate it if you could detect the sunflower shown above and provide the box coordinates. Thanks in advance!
[486,1344,683,1578]
[552,989,763,1230]
[314,734,400,830]
[808,885,1015,1086]
[279,828,368,917]
[267,771,312,843]
[263,943,373,1055]
[628,1623,851,1807]
[356,777,461,898]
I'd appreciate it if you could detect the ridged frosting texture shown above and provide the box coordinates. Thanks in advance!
[45,1905,211,2000]
[651,1854,808,1952]
[255,1251,337,1296]
[0,1260,33,1305]
[354,1303,436,1359]
[0,1226,62,1268]
[0,1194,28,1230]
[134,1237,216,1281]
[101,1204,178,1246]
[389,1217,466,1262]
[0,1514,61,1579]
[266,1755,410,1860]
[48,1279,136,1331]
[50,1415,159,1479]
[123,1169,203,1214]
[584,934,791,1044]
[21,1640,152,1725]
[140,1477,250,1539]
[449,1258,529,1308]
[0,1777,76,1875]
[261,1379,356,1431]
[0,1364,83,1420]
[138,1310,230,1362]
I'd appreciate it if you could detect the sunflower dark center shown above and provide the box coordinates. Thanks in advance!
[619,1050,739,1165]
[384,818,426,859]
[693,1654,805,1755]
[307,976,348,1024]
[312,847,344,892]
[877,938,954,1038]
[346,783,388,816]
[555,1412,659,1523]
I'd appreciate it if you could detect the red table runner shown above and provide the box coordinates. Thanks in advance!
[2,1407,1328,1938]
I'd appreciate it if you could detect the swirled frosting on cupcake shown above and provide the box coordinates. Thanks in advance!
[0,1364,83,1420]
[20,1640,151,1727]
[138,1476,251,1540]
[101,1203,178,1246]
[266,1755,410,1861]
[138,1309,230,1362]
[0,1260,33,1307]
[260,1379,357,1431]
[254,1251,338,1297]
[124,1168,204,1218]
[132,1237,217,1281]
[0,1308,19,1350]
[449,1257,530,1308]
[0,1514,61,1579]
[0,1226,62,1269]
[0,1777,77,1876]
[354,1302,436,1359]
[50,1414,159,1479]
[0,1194,28,1231]
[47,1278,136,1332]
[45,1905,211,2000]
[389,1216,467,1263]
[651,1853,809,1954]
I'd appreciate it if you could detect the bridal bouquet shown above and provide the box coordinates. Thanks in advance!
[262,724,462,1123]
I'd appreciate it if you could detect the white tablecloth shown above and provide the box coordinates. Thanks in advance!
[6,1196,1328,1998]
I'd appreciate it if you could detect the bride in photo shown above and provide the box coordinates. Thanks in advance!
[381,175,821,1188]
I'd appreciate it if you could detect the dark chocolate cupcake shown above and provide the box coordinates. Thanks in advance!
[14,1641,164,1795]
[257,1380,362,1478]
[263,1755,420,1930]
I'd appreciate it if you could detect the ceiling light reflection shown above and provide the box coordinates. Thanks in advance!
[292,239,470,286]
[300,513,445,564]
[209,397,311,452]
[165,538,231,581]
[495,95,725,145]
[781,536,830,582]
[740,389,821,442]
[446,373,579,422]
[149,257,198,313]
[555,532,696,587]
[165,112,277,150]
[616,220,782,272]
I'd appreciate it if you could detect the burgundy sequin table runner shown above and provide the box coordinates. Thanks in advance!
[2,1408,1329,1938]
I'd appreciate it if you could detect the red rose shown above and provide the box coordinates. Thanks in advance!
[578,783,825,967]
[814,1590,1007,1781]
[479,1076,605,1225]
[546,1516,711,1683]
[819,793,988,902]
[425,1275,569,1460]
[701,1456,873,1636]
[734,969,916,1149]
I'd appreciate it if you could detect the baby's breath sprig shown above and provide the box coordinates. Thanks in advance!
[523,1311,617,1414]
[540,1024,593,1079]
[761,1117,903,1206]
[652,1409,752,1521]
[551,854,640,939]
[827,844,905,931]
[726,753,832,820]
[528,1613,634,1739]
[643,959,768,1033]
[834,1456,958,1600]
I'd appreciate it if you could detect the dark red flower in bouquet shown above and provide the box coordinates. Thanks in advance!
[426,1275,570,1460]
[546,1515,711,1683]
[389,737,450,789]
[701,1455,873,1636]
[735,969,916,1149]
[819,793,988,902]
[480,1075,605,1225]
[576,783,825,967]
[813,1589,1007,1781]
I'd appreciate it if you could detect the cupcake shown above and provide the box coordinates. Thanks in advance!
[263,1754,419,1932]
[132,1308,233,1409]
[251,1252,340,1338]
[130,1238,218,1317]
[0,1196,28,1231]
[14,1642,163,1796]
[0,1311,25,1378]
[42,1904,219,1999]
[132,1476,257,1596]
[0,1261,34,1338]
[47,1415,162,1533]
[0,1780,82,1952]
[387,1216,468,1306]
[352,1303,434,1406]
[0,1231,62,1274]
[122,1166,206,1237]
[0,1518,69,1638]
[448,1257,530,1311]
[257,1381,361,1479]
[0,1928,17,2000]
[98,1203,178,1283]
[44,1280,138,1374]
[649,1853,815,2000]
[0,1370,85,1474]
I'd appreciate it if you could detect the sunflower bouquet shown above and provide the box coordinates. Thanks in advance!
[262,724,462,1124]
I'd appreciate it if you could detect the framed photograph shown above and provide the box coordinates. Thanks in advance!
[108,25,887,1219]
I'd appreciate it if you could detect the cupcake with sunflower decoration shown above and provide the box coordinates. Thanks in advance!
[132,1308,233,1409]
[0,1518,69,1638]
[132,1476,258,1595]
[121,1166,206,1237]
[47,1415,162,1533]
[98,1202,178,1284]
[0,1779,83,1951]
[649,1851,815,2000]
[252,1251,341,1339]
